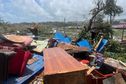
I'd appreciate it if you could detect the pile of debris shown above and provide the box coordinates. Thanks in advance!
[0,34,48,84]
[0,32,126,84]
[44,32,126,84]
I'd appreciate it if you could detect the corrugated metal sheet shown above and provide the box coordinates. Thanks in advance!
[112,23,126,29]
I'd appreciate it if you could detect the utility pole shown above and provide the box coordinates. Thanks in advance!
[63,18,66,33]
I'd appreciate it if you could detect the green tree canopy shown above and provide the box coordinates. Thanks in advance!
[104,0,123,24]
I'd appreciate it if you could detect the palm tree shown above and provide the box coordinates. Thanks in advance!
[104,0,123,24]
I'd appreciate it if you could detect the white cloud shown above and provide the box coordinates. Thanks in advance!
[116,0,126,19]
[11,0,52,18]
[42,0,94,21]
[0,0,125,23]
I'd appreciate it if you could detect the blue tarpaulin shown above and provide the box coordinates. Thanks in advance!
[53,32,71,43]
[53,32,65,40]
[77,39,108,53]
[77,40,93,52]
[96,39,108,52]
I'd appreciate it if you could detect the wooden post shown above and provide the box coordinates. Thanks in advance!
[121,28,124,42]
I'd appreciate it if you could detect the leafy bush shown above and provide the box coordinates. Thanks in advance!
[104,52,126,62]
[106,40,124,53]
[105,40,126,62]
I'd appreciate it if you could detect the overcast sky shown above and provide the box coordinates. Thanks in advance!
[0,0,126,23]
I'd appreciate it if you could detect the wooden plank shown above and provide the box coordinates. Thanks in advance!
[119,60,126,67]
[44,71,85,84]
[44,47,87,75]
[43,47,88,84]
[86,66,95,75]
[57,43,88,51]
[94,35,103,51]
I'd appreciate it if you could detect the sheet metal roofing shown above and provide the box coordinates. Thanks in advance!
[112,23,126,29]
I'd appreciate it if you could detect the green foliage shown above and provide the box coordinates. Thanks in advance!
[104,40,126,62]
[96,22,113,39]
[79,0,123,40]
[106,40,126,53]
[104,0,123,23]
[91,0,104,15]
[104,0,123,16]
[78,29,90,40]
[93,13,113,39]
[94,13,104,23]
[0,18,9,34]
[106,40,120,52]
[78,22,113,41]
[84,0,123,36]
[104,52,126,62]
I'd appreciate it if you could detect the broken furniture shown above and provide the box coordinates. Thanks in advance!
[6,53,44,84]
[8,49,32,76]
[43,47,88,84]
[105,58,126,70]
[2,34,33,46]
[0,35,33,76]
[103,73,126,84]
[85,63,116,84]
[0,34,35,83]
[0,49,15,83]
[105,58,126,81]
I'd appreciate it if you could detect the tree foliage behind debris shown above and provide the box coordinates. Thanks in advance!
[104,0,123,24]
[105,40,126,62]
[79,0,123,40]
[0,18,9,34]
[106,40,122,53]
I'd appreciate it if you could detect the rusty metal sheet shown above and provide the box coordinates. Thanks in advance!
[44,47,88,75]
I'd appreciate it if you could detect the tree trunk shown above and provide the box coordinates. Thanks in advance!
[110,15,112,24]
[87,7,105,32]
